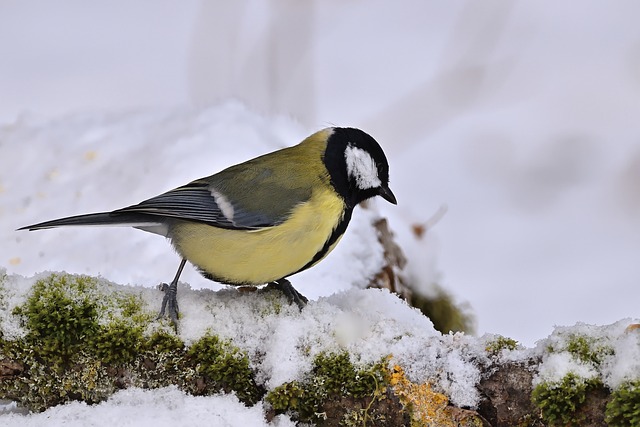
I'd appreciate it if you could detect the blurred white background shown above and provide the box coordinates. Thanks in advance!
[1,0,639,345]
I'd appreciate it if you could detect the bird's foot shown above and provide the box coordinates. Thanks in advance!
[157,281,179,330]
[267,279,308,310]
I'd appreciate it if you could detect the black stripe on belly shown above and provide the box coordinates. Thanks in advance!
[291,207,354,276]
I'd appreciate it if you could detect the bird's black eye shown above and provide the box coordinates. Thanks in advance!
[376,162,388,178]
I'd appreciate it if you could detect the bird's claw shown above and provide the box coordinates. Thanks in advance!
[157,281,179,330]
[267,279,308,310]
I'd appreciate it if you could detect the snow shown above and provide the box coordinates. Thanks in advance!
[1,387,295,427]
[533,320,640,389]
[535,352,600,386]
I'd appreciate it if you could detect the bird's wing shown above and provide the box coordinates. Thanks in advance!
[113,163,313,230]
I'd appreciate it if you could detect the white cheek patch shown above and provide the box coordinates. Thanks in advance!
[210,189,235,221]
[344,144,382,190]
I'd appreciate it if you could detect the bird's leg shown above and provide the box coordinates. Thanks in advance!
[267,278,308,310]
[157,258,187,327]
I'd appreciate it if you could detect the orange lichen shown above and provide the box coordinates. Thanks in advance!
[389,364,453,426]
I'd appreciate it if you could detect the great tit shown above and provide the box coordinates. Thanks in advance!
[19,127,396,324]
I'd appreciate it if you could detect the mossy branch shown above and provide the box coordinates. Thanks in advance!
[1,272,639,426]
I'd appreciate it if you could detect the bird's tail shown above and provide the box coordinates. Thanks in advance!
[18,212,163,231]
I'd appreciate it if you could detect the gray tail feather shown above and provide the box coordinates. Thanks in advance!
[18,212,162,231]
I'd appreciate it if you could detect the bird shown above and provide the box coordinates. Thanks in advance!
[18,127,396,326]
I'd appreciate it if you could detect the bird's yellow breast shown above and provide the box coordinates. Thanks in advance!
[169,189,346,285]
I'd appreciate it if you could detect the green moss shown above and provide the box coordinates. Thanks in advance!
[0,273,162,410]
[605,380,640,426]
[532,373,601,426]
[93,320,144,365]
[187,334,260,403]
[12,274,101,369]
[112,292,154,324]
[485,336,519,355]
[547,334,614,368]
[532,332,617,426]
[267,381,306,411]
[9,273,156,369]
[314,352,385,397]
[92,293,150,365]
[266,352,389,423]
[566,335,612,366]
[0,335,117,412]
[409,287,474,334]
[144,331,185,353]
[0,273,270,412]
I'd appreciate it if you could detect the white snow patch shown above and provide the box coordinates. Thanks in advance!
[0,387,295,427]
[165,283,443,391]
[601,332,640,390]
[533,319,640,390]
[393,332,486,408]
[534,352,599,386]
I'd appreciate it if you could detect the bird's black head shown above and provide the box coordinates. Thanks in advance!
[323,127,396,208]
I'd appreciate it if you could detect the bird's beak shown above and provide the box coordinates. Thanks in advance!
[379,184,397,205]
